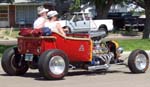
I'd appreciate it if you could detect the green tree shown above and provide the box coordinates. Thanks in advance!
[7,0,14,3]
[133,0,150,39]
[90,0,127,19]
[69,0,81,11]
[69,0,127,19]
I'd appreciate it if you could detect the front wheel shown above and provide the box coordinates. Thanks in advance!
[128,49,149,73]
[38,49,69,80]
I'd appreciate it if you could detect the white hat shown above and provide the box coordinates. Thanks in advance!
[47,11,58,18]
[37,6,48,15]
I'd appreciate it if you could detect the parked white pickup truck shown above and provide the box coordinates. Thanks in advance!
[59,12,114,35]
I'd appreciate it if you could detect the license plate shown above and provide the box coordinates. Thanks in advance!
[25,53,33,61]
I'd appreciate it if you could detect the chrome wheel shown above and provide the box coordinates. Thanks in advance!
[128,49,149,73]
[135,54,147,70]
[49,56,65,75]
[39,49,69,80]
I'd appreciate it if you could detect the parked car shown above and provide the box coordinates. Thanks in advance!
[108,12,145,31]
[1,29,149,80]
[124,16,145,31]
[60,12,114,35]
[107,12,131,30]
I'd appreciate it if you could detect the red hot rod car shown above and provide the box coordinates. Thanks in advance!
[1,29,149,80]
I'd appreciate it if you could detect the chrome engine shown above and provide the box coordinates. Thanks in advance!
[92,40,114,64]
[88,40,123,71]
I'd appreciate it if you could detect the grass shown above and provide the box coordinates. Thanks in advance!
[0,45,14,57]
[5,30,19,38]
[117,39,150,51]
[9,30,19,38]
[0,29,19,38]
[0,29,18,57]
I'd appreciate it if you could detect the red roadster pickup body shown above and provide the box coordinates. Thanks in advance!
[18,33,93,62]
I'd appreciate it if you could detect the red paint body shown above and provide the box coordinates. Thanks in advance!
[18,33,93,62]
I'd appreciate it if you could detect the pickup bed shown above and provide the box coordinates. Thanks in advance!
[59,12,113,35]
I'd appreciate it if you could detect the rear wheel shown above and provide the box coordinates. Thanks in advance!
[98,26,108,37]
[1,47,28,75]
[128,49,149,73]
[38,49,69,80]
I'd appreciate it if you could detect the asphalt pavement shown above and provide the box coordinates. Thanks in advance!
[0,52,150,87]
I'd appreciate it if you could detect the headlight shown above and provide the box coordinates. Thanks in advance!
[117,47,124,54]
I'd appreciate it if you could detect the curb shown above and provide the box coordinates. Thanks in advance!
[0,39,17,41]
[0,39,17,45]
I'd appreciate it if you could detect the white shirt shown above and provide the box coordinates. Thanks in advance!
[44,21,60,33]
[33,17,46,29]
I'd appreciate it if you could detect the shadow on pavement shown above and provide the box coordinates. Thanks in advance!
[0,70,132,81]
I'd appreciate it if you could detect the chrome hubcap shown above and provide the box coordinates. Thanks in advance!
[135,54,147,70]
[49,56,65,75]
